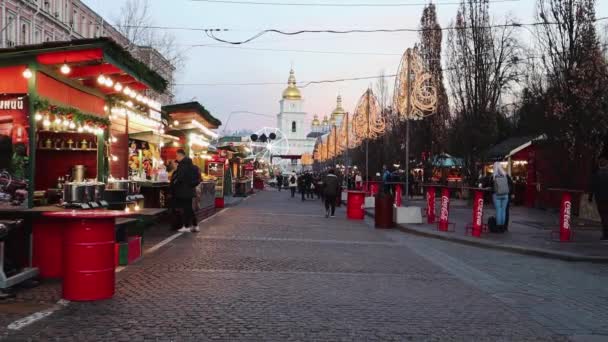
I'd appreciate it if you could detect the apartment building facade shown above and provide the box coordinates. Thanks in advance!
[0,0,174,103]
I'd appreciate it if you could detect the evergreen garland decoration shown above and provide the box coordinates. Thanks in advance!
[32,97,110,127]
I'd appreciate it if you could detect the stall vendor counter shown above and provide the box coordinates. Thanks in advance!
[234,179,252,197]
[138,181,170,208]
[195,181,216,221]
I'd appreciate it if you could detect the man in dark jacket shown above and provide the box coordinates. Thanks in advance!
[298,173,306,201]
[171,149,199,233]
[323,169,340,218]
[590,157,608,241]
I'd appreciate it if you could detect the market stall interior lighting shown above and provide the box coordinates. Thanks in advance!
[191,120,219,139]
[60,63,71,75]
[34,113,42,121]
[22,68,33,79]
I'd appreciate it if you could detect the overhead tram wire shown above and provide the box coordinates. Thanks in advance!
[191,0,520,7]
[185,44,403,56]
[174,56,547,88]
[203,16,608,45]
[175,74,398,87]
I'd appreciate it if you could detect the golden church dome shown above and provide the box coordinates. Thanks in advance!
[322,115,329,125]
[312,114,320,126]
[282,69,302,100]
[331,95,346,119]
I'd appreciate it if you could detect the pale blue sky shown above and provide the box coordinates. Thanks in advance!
[87,0,608,132]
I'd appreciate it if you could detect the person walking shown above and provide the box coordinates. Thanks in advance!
[490,162,512,232]
[590,157,608,241]
[289,172,298,198]
[276,173,283,192]
[170,149,200,233]
[323,169,340,218]
[298,173,306,201]
[305,172,314,199]
[355,171,363,190]
[382,165,391,194]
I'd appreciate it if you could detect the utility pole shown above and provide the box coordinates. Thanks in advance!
[405,50,413,202]
[366,89,370,182]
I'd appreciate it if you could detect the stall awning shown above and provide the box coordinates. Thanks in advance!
[485,135,545,161]
[163,102,222,128]
[0,38,167,93]
[430,153,463,168]
[129,131,180,144]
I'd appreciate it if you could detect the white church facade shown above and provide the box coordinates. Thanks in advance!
[276,69,347,171]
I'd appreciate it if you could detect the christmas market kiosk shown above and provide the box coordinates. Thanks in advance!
[162,102,222,219]
[0,38,167,300]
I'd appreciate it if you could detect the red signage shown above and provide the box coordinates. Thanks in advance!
[426,187,436,224]
[559,192,572,241]
[0,94,29,152]
[438,188,450,231]
[394,184,402,207]
[471,190,485,237]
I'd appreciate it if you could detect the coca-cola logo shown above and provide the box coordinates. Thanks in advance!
[475,198,484,226]
[563,201,571,230]
[440,195,449,221]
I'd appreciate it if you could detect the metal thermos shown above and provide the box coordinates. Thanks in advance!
[71,165,87,182]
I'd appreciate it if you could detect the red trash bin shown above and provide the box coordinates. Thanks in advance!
[347,191,366,220]
[375,194,395,229]
[43,210,133,301]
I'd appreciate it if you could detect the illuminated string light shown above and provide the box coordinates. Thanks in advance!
[60,63,71,75]
[22,68,33,79]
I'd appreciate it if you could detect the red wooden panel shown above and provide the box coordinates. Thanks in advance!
[0,66,28,93]
[36,49,103,65]
[37,73,106,117]
[35,150,97,190]
[69,64,121,79]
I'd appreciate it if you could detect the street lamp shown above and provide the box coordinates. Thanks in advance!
[393,47,437,201]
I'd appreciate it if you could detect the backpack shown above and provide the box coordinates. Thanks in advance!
[488,216,498,232]
[493,175,509,195]
[290,176,296,184]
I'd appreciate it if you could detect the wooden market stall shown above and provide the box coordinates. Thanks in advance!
[0,38,167,296]
[484,135,545,207]
[163,102,222,215]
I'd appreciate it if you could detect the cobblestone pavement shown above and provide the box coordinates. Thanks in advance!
[4,190,607,341]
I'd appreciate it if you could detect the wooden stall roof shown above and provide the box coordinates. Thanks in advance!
[162,102,222,128]
[0,38,167,93]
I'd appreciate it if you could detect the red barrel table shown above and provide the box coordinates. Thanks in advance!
[43,210,134,301]
[347,191,366,220]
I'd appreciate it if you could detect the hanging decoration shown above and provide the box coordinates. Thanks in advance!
[393,47,437,121]
[32,97,110,128]
[352,89,385,143]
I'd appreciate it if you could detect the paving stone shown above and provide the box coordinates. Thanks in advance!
[4,191,596,341]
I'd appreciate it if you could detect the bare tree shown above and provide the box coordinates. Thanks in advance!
[535,0,608,186]
[115,0,186,79]
[419,2,449,155]
[446,0,520,184]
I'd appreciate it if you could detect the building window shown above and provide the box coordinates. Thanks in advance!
[292,121,296,133]
[21,22,31,45]
[81,16,86,36]
[5,14,16,47]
